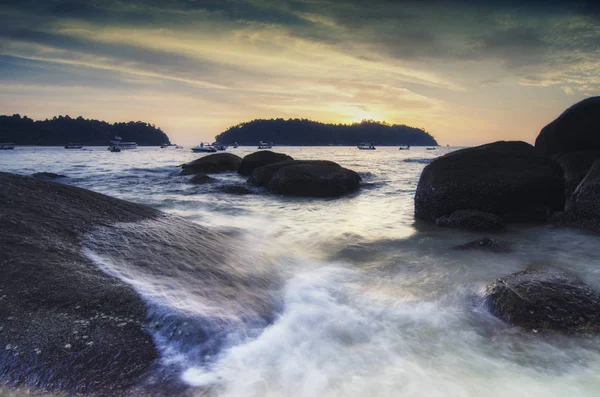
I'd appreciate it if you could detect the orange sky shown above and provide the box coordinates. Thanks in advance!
[0,0,598,145]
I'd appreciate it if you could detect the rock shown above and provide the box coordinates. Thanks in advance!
[249,160,339,187]
[555,150,600,197]
[535,96,600,157]
[31,172,67,179]
[453,237,510,253]
[572,160,600,203]
[238,151,293,176]
[436,210,505,231]
[483,267,600,333]
[217,184,253,195]
[267,161,361,197]
[414,141,564,222]
[188,174,214,184]
[564,160,600,228]
[180,153,242,175]
[0,172,158,394]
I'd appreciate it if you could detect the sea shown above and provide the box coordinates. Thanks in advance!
[2,146,600,396]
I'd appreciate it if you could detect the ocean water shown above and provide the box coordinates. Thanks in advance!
[2,146,600,396]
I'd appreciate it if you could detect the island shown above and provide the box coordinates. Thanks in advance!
[215,118,438,146]
[0,114,171,146]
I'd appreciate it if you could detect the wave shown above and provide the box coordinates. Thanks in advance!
[403,158,434,164]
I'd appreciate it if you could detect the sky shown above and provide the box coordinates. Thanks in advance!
[0,0,599,146]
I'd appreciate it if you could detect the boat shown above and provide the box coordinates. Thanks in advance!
[108,140,138,150]
[109,145,121,152]
[233,142,239,148]
[212,141,228,151]
[160,143,169,148]
[426,147,437,151]
[64,143,83,149]
[191,143,217,153]
[399,145,411,150]
[175,145,183,149]
[258,141,273,149]
[0,143,16,150]
[357,142,376,150]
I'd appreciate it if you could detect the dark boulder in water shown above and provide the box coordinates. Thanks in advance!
[189,173,214,184]
[249,160,339,187]
[260,161,361,197]
[217,184,254,195]
[31,172,67,179]
[555,150,600,198]
[180,153,242,175]
[414,141,564,222]
[559,160,600,232]
[0,172,160,394]
[238,151,293,176]
[436,210,505,232]
[535,97,600,157]
[483,267,600,333]
[453,237,511,253]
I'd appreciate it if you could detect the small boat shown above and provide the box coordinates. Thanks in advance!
[0,143,16,150]
[212,142,228,151]
[109,145,121,152]
[426,147,437,151]
[258,141,273,149]
[399,145,410,150]
[64,143,83,149]
[160,143,169,148]
[357,142,376,150]
[175,145,183,149]
[108,140,138,150]
[191,143,217,153]
[233,142,239,148]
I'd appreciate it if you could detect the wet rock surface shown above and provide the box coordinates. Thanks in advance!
[415,141,564,223]
[535,96,600,157]
[180,153,242,175]
[0,172,160,395]
[238,151,293,176]
[483,267,600,333]
[436,210,505,232]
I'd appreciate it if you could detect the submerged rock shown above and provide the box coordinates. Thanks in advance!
[188,173,214,184]
[180,153,242,175]
[453,237,510,253]
[263,161,361,197]
[414,141,564,223]
[31,172,67,179]
[483,267,600,333]
[0,172,159,394]
[436,210,505,231]
[535,96,600,157]
[238,151,293,176]
[217,184,254,195]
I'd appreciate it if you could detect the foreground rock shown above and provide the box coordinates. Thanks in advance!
[535,96,600,157]
[415,141,564,223]
[0,172,159,394]
[249,160,361,197]
[238,151,293,176]
[32,172,67,179]
[180,153,242,175]
[555,151,600,197]
[453,237,510,253]
[436,210,505,232]
[188,173,214,184]
[483,267,600,332]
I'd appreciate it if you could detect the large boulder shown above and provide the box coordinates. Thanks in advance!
[414,141,565,222]
[249,160,339,186]
[535,97,600,157]
[483,267,600,333]
[0,172,159,394]
[565,160,600,225]
[180,153,242,175]
[238,151,293,176]
[264,161,361,197]
[436,210,505,231]
[555,150,600,197]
